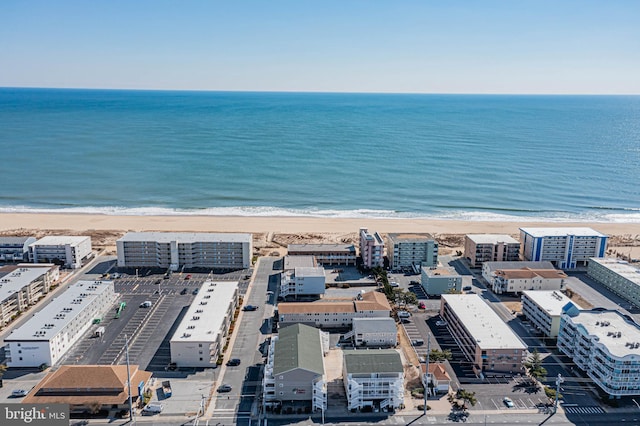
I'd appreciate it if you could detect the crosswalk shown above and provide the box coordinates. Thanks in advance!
[563,406,605,414]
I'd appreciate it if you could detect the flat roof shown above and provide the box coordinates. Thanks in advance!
[520,227,607,238]
[352,317,397,334]
[6,280,115,341]
[343,349,403,374]
[30,236,90,246]
[589,258,640,286]
[522,290,583,316]
[423,266,461,278]
[567,310,640,358]
[279,291,390,314]
[442,294,527,350]
[295,267,325,278]
[0,236,34,245]
[170,281,238,343]
[388,233,434,242]
[0,265,55,302]
[466,234,519,244]
[484,261,555,273]
[283,255,316,270]
[288,244,356,253]
[496,268,567,280]
[118,232,251,243]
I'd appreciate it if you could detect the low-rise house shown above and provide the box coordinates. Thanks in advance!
[482,261,555,285]
[263,324,328,412]
[344,317,397,347]
[492,268,567,295]
[422,363,451,395]
[0,236,36,262]
[343,349,404,411]
[421,266,462,296]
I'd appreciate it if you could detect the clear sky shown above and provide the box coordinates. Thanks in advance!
[1,0,638,94]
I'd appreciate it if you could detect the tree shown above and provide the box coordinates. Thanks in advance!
[0,364,7,380]
[429,349,452,362]
[544,386,562,402]
[453,389,477,410]
[393,289,418,307]
[524,349,547,382]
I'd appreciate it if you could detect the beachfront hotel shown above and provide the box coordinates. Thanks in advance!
[28,235,92,269]
[587,258,640,307]
[464,234,520,268]
[116,232,252,271]
[521,290,582,338]
[558,309,640,398]
[4,280,117,367]
[421,266,462,296]
[0,263,60,326]
[169,280,238,367]
[0,236,36,262]
[386,233,438,272]
[359,228,384,268]
[491,267,567,295]
[440,294,527,376]
[519,227,608,269]
[287,244,357,266]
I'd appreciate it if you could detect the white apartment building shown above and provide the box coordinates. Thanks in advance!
[520,227,608,269]
[588,258,640,307]
[464,234,520,268]
[344,318,398,347]
[482,261,555,285]
[0,264,60,326]
[386,233,438,271]
[359,228,384,269]
[4,280,117,367]
[343,349,404,411]
[280,267,326,299]
[29,236,92,269]
[170,280,238,367]
[0,236,36,262]
[491,268,567,295]
[521,290,583,338]
[278,291,391,328]
[558,309,640,398]
[116,232,252,271]
[440,294,527,376]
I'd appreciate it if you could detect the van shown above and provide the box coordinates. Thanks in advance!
[397,311,411,319]
[142,402,163,415]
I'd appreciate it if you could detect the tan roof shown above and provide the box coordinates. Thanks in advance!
[422,363,451,381]
[355,291,391,311]
[495,268,567,280]
[278,291,390,315]
[23,365,152,405]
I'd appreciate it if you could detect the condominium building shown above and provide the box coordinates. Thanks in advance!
[520,227,608,269]
[558,309,640,398]
[287,244,357,266]
[491,268,567,295]
[4,280,118,367]
[482,261,555,285]
[278,291,391,328]
[280,267,326,299]
[283,255,317,271]
[0,236,36,262]
[464,234,520,268]
[421,266,462,296]
[359,228,384,268]
[0,264,60,326]
[344,318,398,347]
[521,290,582,338]
[170,281,238,367]
[587,258,640,307]
[386,233,438,271]
[29,236,92,269]
[263,324,328,412]
[440,294,527,376]
[343,349,404,411]
[116,232,252,270]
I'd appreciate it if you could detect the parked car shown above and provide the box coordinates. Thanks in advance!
[463,286,472,291]
[397,311,411,319]
[226,358,241,366]
[503,397,515,408]
[154,279,162,284]
[217,384,232,393]
[180,288,188,295]
[418,302,426,309]
[411,339,424,346]
[11,389,28,397]
[192,288,199,295]
[243,305,259,311]
[389,281,400,287]
[142,402,163,415]
[436,320,448,327]
[139,301,152,308]
[185,274,192,280]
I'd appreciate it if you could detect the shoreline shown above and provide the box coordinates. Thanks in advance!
[2,212,640,236]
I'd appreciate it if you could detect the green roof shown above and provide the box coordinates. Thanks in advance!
[273,324,325,375]
[343,349,403,375]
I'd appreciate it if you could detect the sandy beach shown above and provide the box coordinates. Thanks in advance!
[1,212,639,259]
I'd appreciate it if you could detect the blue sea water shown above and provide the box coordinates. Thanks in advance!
[0,87,639,222]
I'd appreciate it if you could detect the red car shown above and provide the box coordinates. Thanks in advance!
[418,302,426,309]
[185,274,192,280]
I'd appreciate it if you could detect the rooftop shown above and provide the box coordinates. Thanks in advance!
[343,349,403,375]
[520,227,607,238]
[495,268,567,280]
[278,291,390,315]
[118,232,251,243]
[294,266,326,278]
[484,261,555,273]
[352,317,397,334]
[423,266,461,278]
[283,255,316,270]
[0,264,57,302]
[0,236,35,245]
[170,281,238,343]
[566,310,640,358]
[387,233,435,242]
[30,235,90,246]
[6,280,115,341]
[422,363,452,381]
[442,294,527,350]
[522,290,583,316]
[274,324,325,375]
[466,234,519,244]
[589,258,640,286]
[288,244,356,254]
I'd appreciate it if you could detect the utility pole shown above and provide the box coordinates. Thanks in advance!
[554,374,564,414]
[424,332,430,415]
[125,334,134,424]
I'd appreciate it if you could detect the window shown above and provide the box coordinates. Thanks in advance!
[199,358,203,361]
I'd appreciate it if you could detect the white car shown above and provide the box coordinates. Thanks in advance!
[436,320,448,327]
[389,282,400,287]
[11,389,28,397]
[503,397,515,408]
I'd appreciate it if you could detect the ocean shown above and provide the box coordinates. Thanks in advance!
[1,88,639,222]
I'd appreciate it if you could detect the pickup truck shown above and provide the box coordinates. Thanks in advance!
[162,380,172,398]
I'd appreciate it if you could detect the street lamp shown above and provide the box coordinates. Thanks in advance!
[554,374,564,414]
